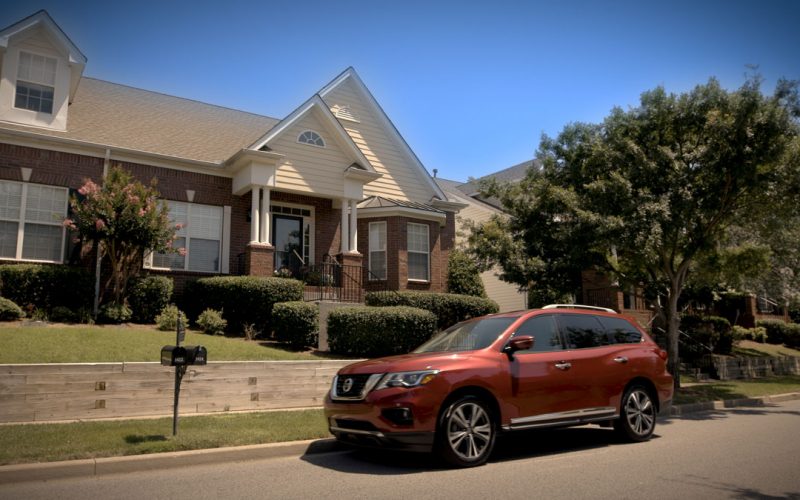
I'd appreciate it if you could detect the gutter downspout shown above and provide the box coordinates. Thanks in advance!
[93,149,110,316]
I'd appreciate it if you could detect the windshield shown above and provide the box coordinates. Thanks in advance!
[413,317,517,353]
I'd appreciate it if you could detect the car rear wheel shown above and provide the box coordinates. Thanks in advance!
[614,384,656,442]
[436,395,496,467]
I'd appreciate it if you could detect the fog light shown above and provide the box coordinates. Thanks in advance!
[382,407,414,426]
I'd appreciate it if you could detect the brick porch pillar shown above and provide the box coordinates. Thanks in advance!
[245,243,274,276]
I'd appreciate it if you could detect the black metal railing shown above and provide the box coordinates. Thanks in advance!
[300,262,364,303]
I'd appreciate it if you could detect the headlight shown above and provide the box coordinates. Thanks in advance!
[375,370,439,390]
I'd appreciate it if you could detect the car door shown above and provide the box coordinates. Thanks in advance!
[506,314,588,425]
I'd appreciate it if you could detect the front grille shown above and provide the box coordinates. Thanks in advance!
[332,374,382,401]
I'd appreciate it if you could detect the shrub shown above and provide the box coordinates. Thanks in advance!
[327,306,437,357]
[757,319,787,345]
[49,306,78,323]
[0,297,24,321]
[680,315,732,357]
[446,249,487,297]
[273,301,318,348]
[197,308,227,335]
[0,264,93,314]
[365,291,499,330]
[189,276,304,336]
[97,303,132,324]
[785,324,800,349]
[732,325,768,343]
[128,275,173,323]
[156,305,188,332]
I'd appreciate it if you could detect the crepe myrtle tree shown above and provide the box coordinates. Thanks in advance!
[469,75,800,387]
[65,166,183,307]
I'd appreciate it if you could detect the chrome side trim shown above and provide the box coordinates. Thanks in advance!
[506,407,618,430]
[330,426,385,438]
[330,373,383,401]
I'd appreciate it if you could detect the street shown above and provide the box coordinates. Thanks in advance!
[2,400,799,499]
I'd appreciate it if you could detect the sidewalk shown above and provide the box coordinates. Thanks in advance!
[2,392,798,485]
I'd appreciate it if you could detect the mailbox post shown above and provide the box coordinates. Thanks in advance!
[161,316,206,436]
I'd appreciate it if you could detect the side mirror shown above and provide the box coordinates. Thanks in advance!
[504,335,534,358]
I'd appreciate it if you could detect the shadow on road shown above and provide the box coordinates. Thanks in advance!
[300,426,648,474]
[659,404,800,425]
[668,473,800,499]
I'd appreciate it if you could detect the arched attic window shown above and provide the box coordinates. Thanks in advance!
[297,130,325,147]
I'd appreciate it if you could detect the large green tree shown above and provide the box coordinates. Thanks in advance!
[66,166,180,307]
[469,76,800,386]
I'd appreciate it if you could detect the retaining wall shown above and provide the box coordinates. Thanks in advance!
[709,356,800,380]
[0,360,353,423]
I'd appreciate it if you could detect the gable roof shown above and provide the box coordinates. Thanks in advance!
[0,78,279,163]
[249,94,376,173]
[0,10,86,65]
[319,67,448,202]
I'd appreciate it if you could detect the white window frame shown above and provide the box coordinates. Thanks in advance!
[0,180,67,263]
[296,130,325,148]
[14,50,57,115]
[146,200,224,274]
[407,222,430,282]
[368,221,387,280]
[269,202,315,265]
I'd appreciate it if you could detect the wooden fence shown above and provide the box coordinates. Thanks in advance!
[0,360,353,423]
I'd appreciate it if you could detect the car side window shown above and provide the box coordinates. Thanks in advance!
[514,315,563,352]
[597,316,643,344]
[557,314,608,349]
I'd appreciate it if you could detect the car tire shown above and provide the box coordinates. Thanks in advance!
[436,395,496,468]
[614,384,657,442]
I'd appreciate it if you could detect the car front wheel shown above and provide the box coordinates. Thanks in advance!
[614,385,656,442]
[436,395,496,467]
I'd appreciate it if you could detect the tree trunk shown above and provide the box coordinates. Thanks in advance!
[665,284,682,389]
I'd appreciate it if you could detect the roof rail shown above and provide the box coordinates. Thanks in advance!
[541,304,617,314]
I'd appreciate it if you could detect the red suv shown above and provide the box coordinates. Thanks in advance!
[324,305,673,467]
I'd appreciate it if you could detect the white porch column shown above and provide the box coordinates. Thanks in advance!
[260,187,270,245]
[340,198,349,254]
[349,199,358,253]
[250,187,261,243]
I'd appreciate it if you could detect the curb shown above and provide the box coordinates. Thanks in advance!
[0,438,342,485]
[2,392,799,484]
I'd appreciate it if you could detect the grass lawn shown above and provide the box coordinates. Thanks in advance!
[0,409,328,465]
[0,322,346,363]
[674,375,800,404]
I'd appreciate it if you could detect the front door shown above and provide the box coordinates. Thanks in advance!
[273,214,303,277]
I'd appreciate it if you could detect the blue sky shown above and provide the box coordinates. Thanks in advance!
[3,0,799,181]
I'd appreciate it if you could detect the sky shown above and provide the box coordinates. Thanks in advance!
[2,0,799,181]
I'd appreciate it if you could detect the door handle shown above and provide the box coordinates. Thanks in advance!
[555,362,572,370]
[613,356,628,364]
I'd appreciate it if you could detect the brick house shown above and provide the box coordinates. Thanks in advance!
[0,11,464,301]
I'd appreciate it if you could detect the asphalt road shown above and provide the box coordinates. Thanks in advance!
[2,400,799,500]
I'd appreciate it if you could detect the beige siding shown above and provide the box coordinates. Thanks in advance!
[322,79,435,203]
[269,113,350,198]
[482,268,527,312]
[17,26,64,58]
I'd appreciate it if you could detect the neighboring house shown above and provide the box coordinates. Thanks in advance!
[435,176,527,312]
[0,11,464,300]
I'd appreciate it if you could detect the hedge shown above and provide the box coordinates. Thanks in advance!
[128,275,173,323]
[0,264,93,316]
[273,301,318,349]
[365,291,499,330]
[446,249,487,297]
[187,276,304,336]
[327,306,437,357]
[757,319,800,349]
[680,314,733,357]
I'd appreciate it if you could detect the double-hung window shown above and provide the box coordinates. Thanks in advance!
[150,201,223,273]
[0,180,68,262]
[15,51,57,114]
[368,222,386,280]
[407,222,429,281]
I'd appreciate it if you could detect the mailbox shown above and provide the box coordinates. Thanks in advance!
[161,345,188,366]
[185,345,207,365]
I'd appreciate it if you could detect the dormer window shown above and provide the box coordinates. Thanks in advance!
[15,52,57,114]
[297,130,325,147]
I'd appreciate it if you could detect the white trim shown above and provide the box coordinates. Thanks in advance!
[407,222,430,282]
[0,179,67,264]
[146,200,224,274]
[340,198,349,254]
[357,206,446,225]
[319,67,447,202]
[269,201,315,265]
[221,205,231,274]
[368,221,387,281]
[348,199,358,254]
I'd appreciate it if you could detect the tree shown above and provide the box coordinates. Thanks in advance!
[446,249,488,297]
[470,76,800,387]
[65,166,181,307]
